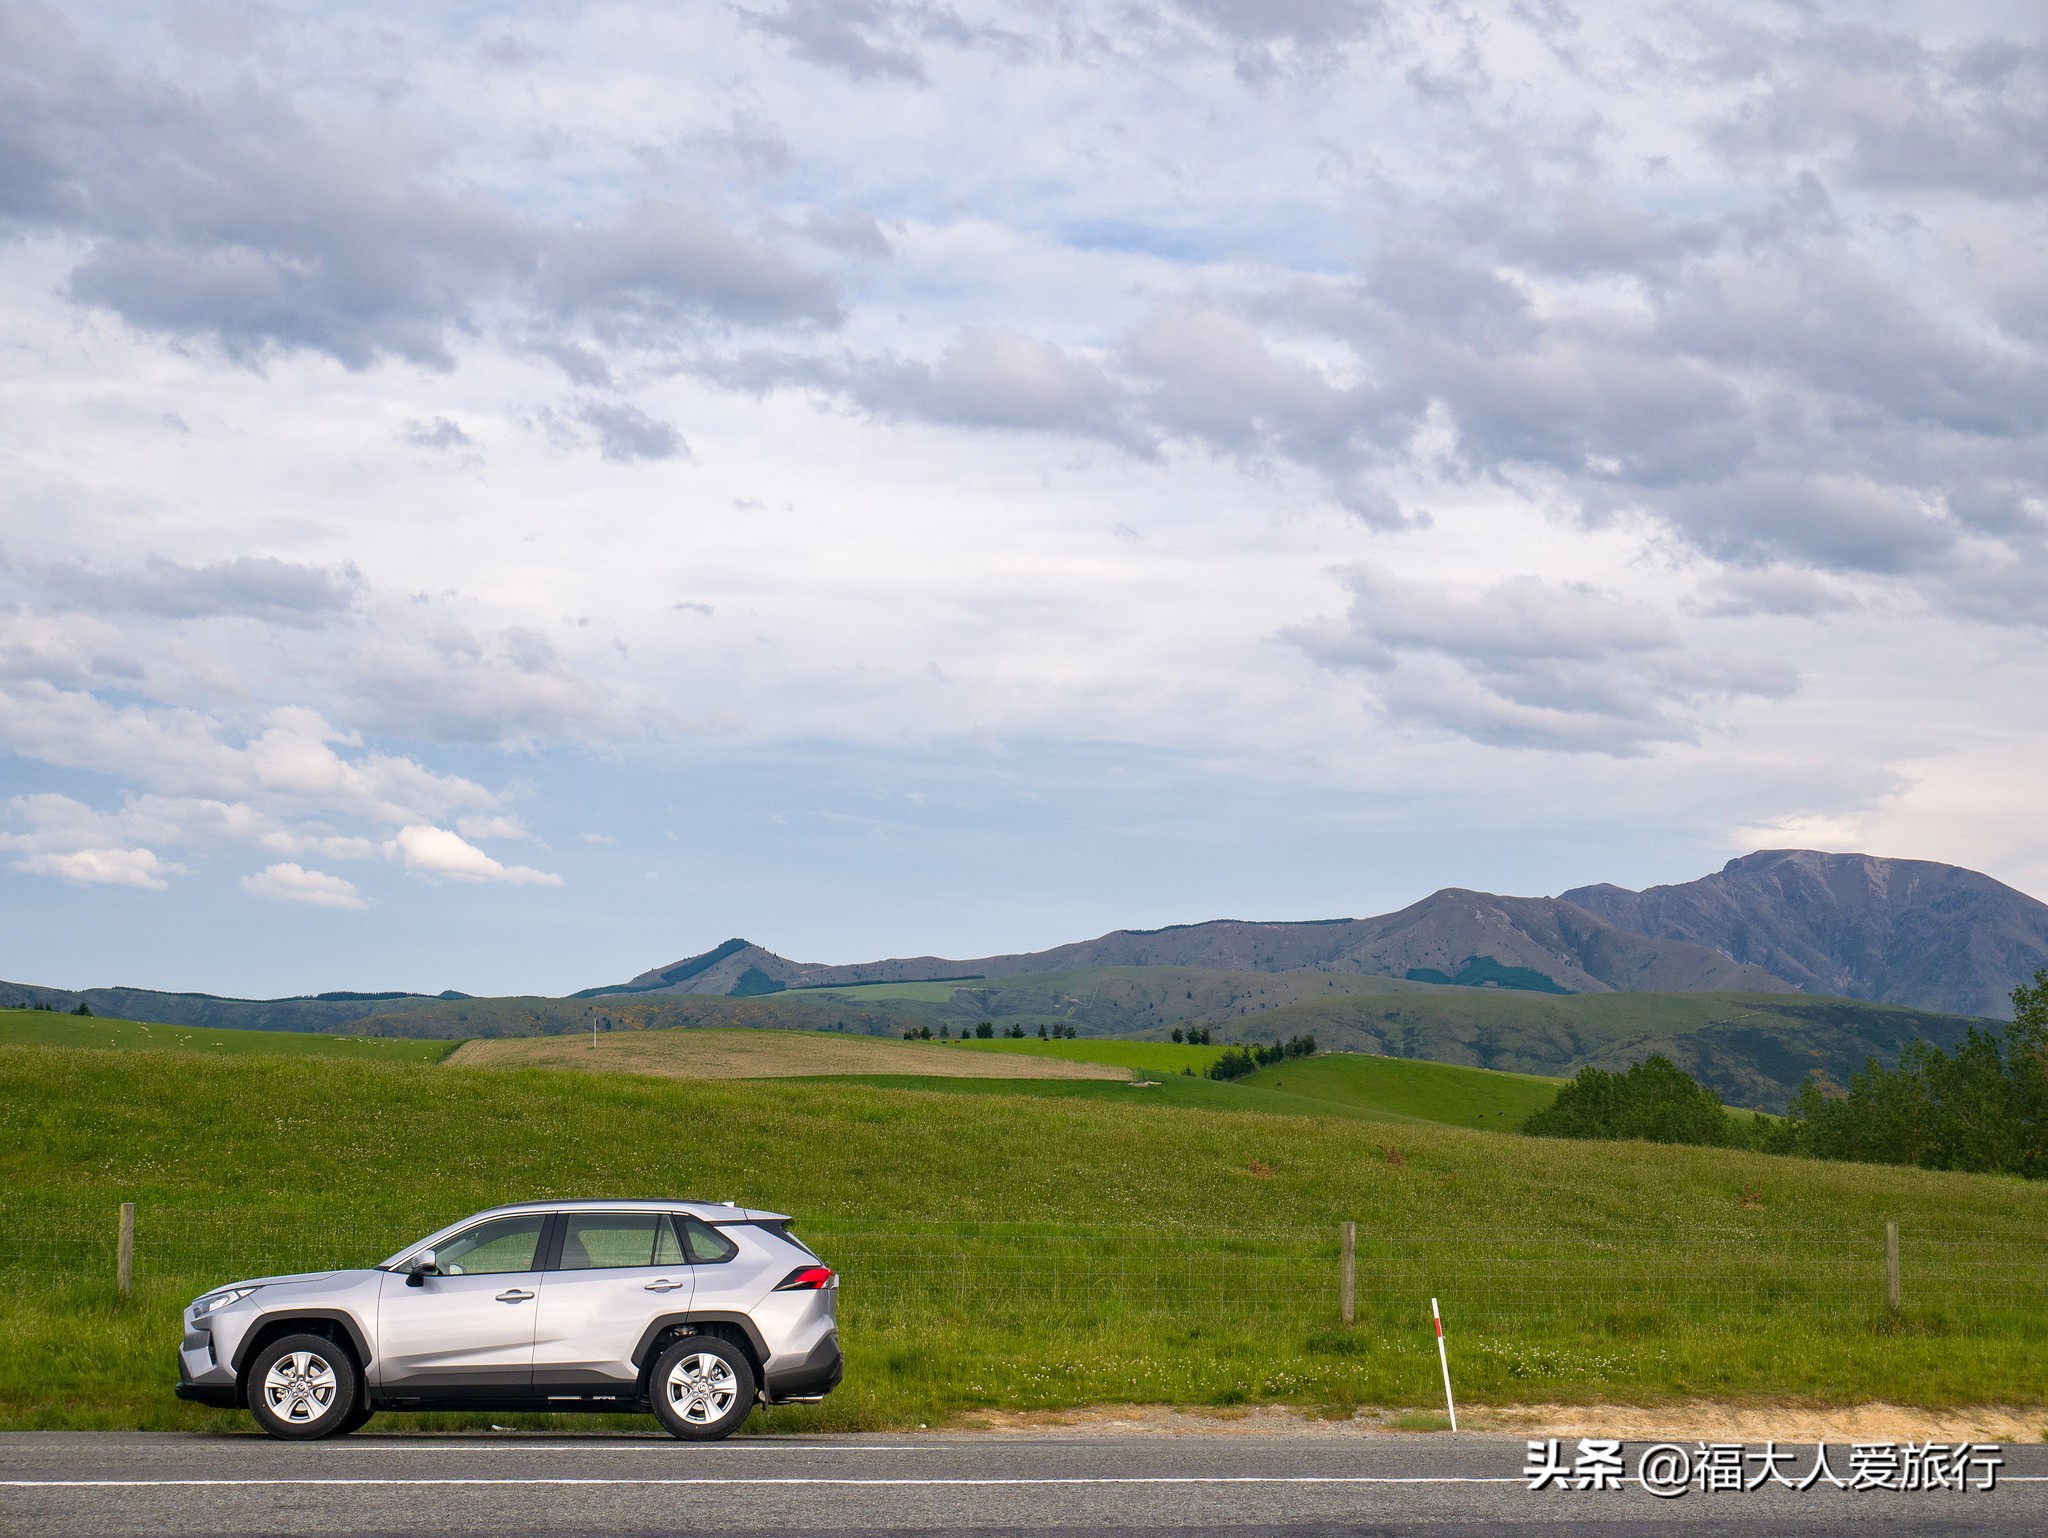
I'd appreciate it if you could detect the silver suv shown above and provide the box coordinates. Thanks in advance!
[174,1200,841,1440]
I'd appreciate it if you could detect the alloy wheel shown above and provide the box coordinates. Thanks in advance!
[664,1351,739,1425]
[261,1350,339,1425]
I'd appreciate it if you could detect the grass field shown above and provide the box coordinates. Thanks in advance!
[954,1037,1563,1131]
[6,1036,2048,1434]
[448,1028,1124,1081]
[790,1071,1446,1124]
[0,1010,452,1062]
[1239,1053,1563,1131]
[953,1036,1230,1074]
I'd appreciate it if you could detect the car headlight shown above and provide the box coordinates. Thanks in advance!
[190,1286,261,1318]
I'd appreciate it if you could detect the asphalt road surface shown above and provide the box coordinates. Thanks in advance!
[3,1431,2042,1537]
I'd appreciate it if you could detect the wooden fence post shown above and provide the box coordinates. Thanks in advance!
[1340,1220,1356,1325]
[1885,1221,1900,1312]
[118,1202,135,1298]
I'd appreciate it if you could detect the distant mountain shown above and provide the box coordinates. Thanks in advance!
[583,887,1793,1000]
[1562,849,2048,1019]
[19,848,2040,1038]
[0,982,458,1033]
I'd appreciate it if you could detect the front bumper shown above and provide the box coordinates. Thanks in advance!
[177,1324,240,1408]
[174,1381,239,1409]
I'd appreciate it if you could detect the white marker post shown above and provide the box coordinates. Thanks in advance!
[1431,1297,1457,1432]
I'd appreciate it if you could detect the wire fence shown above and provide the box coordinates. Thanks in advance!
[3,1201,2044,1334]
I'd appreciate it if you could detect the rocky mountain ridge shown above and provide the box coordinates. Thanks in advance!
[591,849,2048,1018]
[1563,849,2048,1019]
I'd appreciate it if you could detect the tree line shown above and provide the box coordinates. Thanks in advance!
[1524,970,2048,1178]
[1206,1034,1317,1081]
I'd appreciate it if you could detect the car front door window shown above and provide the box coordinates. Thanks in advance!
[433,1215,547,1275]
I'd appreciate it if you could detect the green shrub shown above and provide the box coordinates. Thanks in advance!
[1522,1054,1740,1147]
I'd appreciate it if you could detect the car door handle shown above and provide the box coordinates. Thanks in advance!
[495,1288,536,1303]
[643,1279,686,1293]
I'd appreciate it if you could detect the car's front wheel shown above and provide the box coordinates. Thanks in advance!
[649,1336,755,1441]
[246,1334,361,1440]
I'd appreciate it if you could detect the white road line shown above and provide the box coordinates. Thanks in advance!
[2,1475,1520,1489]
[294,1444,934,1453]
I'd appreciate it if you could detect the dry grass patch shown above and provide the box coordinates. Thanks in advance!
[951,1402,2048,1442]
[446,1028,1128,1082]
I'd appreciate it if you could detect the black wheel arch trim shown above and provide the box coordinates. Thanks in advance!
[630,1312,770,1373]
[230,1310,375,1377]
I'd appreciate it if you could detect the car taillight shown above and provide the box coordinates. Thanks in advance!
[773,1265,836,1291]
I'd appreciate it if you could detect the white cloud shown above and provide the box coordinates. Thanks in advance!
[10,847,180,890]
[1290,563,1800,755]
[0,689,499,826]
[386,825,563,886]
[241,863,367,909]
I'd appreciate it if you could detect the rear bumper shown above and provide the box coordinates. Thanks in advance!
[174,1381,239,1409]
[762,1330,842,1402]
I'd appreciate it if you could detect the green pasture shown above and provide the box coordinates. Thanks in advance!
[794,1072,1441,1124]
[1240,1052,1564,1131]
[0,1010,452,1062]
[951,1037,1564,1131]
[953,1036,1229,1073]
[6,1039,2048,1432]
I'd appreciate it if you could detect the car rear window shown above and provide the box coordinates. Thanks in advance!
[675,1214,738,1264]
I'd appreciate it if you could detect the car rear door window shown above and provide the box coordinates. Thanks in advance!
[555,1213,662,1270]
[676,1214,738,1264]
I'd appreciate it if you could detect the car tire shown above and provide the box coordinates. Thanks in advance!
[649,1335,755,1441]
[335,1404,376,1436]
[246,1334,361,1440]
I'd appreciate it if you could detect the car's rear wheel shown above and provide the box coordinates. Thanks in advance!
[246,1334,360,1440]
[649,1336,754,1441]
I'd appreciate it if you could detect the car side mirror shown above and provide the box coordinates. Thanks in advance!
[406,1248,438,1287]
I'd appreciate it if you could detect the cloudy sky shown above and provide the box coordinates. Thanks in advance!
[3,0,2046,996]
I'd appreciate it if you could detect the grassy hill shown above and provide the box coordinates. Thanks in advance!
[1193,989,1982,1111]
[793,976,1984,1111]
[3,959,1991,1116]
[5,1036,2048,1431]
[789,967,1432,1034]
[0,1007,1551,1130]
[448,1028,1124,1081]
[1240,1053,1563,1131]
[0,1010,452,1062]
[951,1036,1564,1131]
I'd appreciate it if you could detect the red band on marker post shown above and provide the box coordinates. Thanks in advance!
[1431,1297,1457,1432]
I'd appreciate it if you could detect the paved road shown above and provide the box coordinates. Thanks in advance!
[3,1431,2041,1537]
